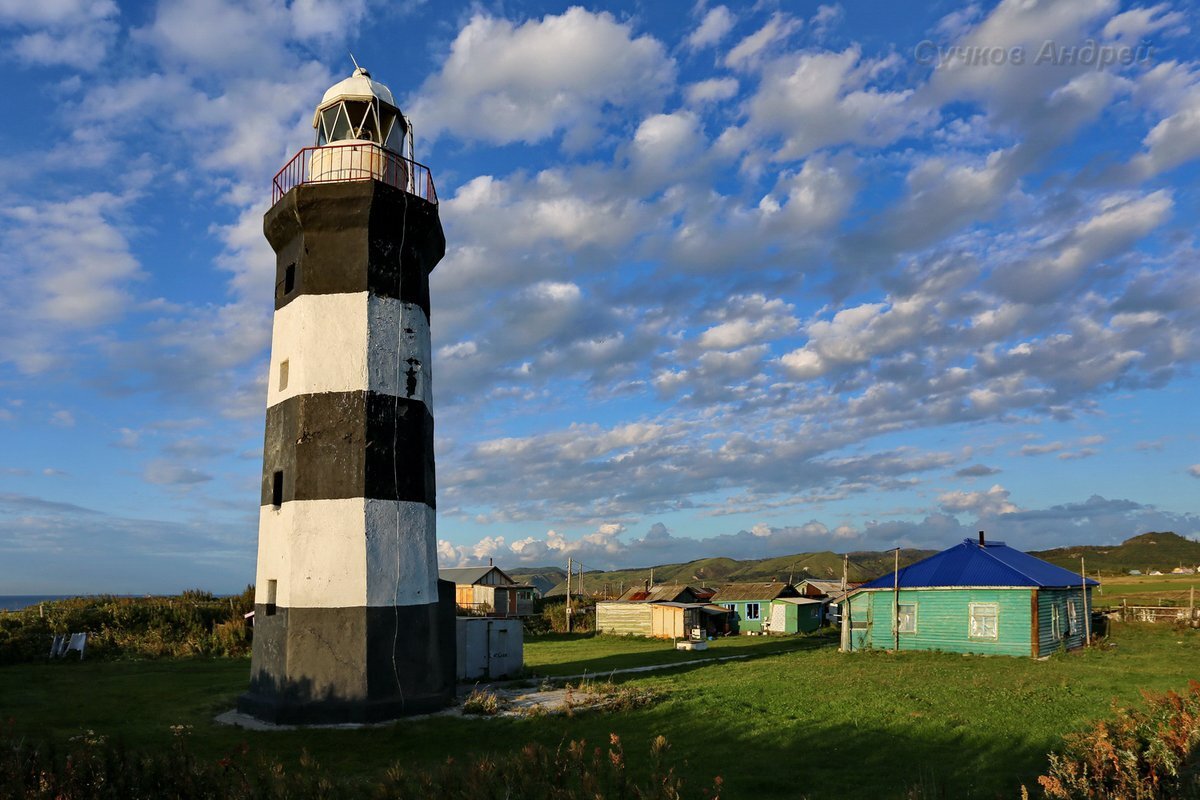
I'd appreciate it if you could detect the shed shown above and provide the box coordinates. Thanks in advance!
[595,601,731,638]
[710,582,800,634]
[841,535,1099,657]
[439,566,536,617]
[767,597,823,634]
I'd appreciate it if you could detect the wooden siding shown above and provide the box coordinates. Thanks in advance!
[850,588,1035,656]
[719,600,767,633]
[1037,587,1091,654]
[651,605,687,638]
[767,601,822,634]
[595,602,653,636]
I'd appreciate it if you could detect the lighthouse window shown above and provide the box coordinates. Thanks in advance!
[278,360,289,391]
[271,470,284,508]
[329,104,353,142]
[284,263,295,294]
[355,103,381,143]
[266,580,277,616]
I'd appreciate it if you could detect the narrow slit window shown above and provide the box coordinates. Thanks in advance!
[271,470,284,508]
[278,360,289,391]
[266,579,277,616]
[283,264,296,294]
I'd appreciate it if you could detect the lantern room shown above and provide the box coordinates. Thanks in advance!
[313,66,408,153]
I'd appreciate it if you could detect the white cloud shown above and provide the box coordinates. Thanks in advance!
[685,77,739,104]
[1188,465,1200,478]
[725,13,801,69]
[408,8,675,147]
[939,484,1020,516]
[734,46,923,160]
[0,0,118,69]
[687,5,735,50]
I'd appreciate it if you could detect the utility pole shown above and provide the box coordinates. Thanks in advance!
[1081,556,1091,646]
[566,557,572,633]
[893,547,900,652]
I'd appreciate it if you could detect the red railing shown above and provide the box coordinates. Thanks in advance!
[272,143,438,205]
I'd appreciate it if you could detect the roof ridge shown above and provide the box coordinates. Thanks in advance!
[974,540,1043,585]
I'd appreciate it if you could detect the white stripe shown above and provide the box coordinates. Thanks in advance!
[255,498,437,608]
[266,293,432,408]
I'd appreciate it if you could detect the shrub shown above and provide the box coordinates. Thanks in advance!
[0,590,255,664]
[462,687,506,716]
[1034,680,1200,799]
[0,721,722,799]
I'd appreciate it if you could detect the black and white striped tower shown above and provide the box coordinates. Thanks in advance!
[238,67,455,724]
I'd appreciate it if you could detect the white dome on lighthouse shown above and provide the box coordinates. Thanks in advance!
[320,66,396,107]
[312,66,408,153]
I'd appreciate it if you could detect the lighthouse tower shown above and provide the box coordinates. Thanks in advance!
[238,67,454,724]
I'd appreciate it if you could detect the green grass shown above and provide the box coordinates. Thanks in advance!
[1,623,1197,798]
[523,630,823,676]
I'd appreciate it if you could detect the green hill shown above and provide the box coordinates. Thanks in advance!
[1031,532,1200,574]
[526,531,1200,598]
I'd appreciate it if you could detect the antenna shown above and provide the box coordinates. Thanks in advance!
[349,51,361,71]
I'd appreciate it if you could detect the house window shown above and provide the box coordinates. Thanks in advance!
[266,579,277,616]
[1051,604,1062,639]
[969,603,999,639]
[278,360,289,391]
[283,264,296,294]
[1067,600,1078,636]
[896,603,917,633]
[746,602,761,621]
[724,603,735,613]
[271,470,284,508]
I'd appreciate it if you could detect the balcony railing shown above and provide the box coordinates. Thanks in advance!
[272,143,438,205]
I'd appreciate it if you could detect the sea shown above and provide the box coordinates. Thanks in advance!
[0,595,78,612]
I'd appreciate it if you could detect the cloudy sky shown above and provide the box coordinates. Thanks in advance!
[1,0,1198,594]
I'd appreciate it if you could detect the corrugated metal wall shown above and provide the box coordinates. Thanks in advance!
[595,602,653,636]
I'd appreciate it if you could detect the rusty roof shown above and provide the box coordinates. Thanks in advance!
[710,582,799,602]
[615,584,698,603]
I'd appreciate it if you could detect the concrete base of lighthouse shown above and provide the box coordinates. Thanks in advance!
[237,579,457,724]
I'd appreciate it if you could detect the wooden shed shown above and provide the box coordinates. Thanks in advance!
[767,597,823,634]
[596,601,730,638]
[842,535,1098,657]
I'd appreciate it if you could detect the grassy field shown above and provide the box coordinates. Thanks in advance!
[1092,572,1199,607]
[1,623,1197,798]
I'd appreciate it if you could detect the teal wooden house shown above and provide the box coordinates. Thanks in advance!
[841,534,1098,657]
[711,582,802,634]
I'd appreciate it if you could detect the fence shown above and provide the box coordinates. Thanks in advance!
[273,144,438,205]
[1120,604,1200,624]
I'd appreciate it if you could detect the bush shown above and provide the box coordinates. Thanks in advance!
[1034,680,1200,799]
[0,589,256,664]
[0,722,722,799]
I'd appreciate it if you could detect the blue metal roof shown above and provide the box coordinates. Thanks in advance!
[859,539,1101,590]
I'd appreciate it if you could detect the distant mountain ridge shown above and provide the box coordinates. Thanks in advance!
[506,532,1200,597]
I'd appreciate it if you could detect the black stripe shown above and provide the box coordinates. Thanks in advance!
[240,581,456,723]
[261,391,435,507]
[266,180,445,316]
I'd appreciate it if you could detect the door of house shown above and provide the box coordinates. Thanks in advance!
[769,603,787,634]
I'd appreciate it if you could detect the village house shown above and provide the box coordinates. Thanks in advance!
[439,565,537,618]
[710,582,804,634]
[841,533,1098,657]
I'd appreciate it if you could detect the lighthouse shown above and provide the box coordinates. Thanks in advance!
[238,67,455,724]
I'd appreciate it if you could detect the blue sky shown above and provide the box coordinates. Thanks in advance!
[1,0,1198,594]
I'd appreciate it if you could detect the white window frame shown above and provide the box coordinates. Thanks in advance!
[896,602,917,634]
[1051,604,1062,639]
[745,602,761,621]
[968,602,999,640]
[1067,600,1078,636]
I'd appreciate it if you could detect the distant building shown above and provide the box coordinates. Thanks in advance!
[439,566,536,617]
[1128,570,1143,576]
[595,600,731,638]
[842,534,1098,657]
[710,582,802,634]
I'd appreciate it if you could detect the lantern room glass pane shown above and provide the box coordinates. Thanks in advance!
[384,113,404,153]
[342,101,369,140]
[356,103,380,143]
[329,103,353,142]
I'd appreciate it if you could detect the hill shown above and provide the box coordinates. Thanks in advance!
[537,548,937,598]
[521,531,1200,598]
[1031,531,1200,574]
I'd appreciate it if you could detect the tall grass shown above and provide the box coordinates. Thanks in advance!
[0,588,255,663]
[0,721,721,799]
